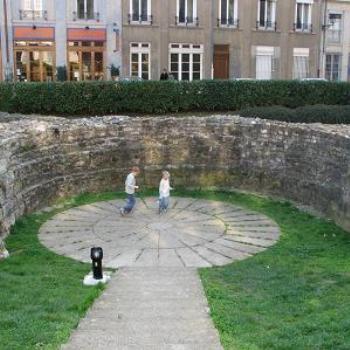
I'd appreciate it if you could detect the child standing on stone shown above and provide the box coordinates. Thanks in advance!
[120,166,140,216]
[159,171,173,214]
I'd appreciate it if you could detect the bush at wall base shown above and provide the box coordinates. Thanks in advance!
[240,105,350,124]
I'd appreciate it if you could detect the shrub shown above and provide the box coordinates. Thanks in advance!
[240,105,350,124]
[0,80,350,116]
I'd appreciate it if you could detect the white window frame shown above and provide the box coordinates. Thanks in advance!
[325,53,342,81]
[257,0,276,30]
[75,0,97,20]
[295,0,313,32]
[218,0,238,27]
[130,0,152,23]
[169,43,203,81]
[176,0,198,25]
[293,47,310,79]
[23,0,42,10]
[327,12,343,44]
[255,46,274,80]
[130,42,151,80]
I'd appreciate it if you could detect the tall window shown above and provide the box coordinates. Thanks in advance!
[257,0,276,30]
[68,41,105,81]
[130,43,150,80]
[219,0,238,27]
[325,54,342,81]
[295,0,312,32]
[14,41,54,82]
[130,0,151,22]
[169,44,202,81]
[293,48,309,79]
[177,0,198,25]
[21,0,45,20]
[255,46,278,80]
[77,0,95,20]
[327,13,342,44]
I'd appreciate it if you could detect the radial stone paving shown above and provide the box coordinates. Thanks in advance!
[39,197,280,268]
[39,197,280,350]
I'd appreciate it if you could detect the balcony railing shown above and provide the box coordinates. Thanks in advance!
[256,20,277,31]
[19,9,48,21]
[175,16,199,26]
[293,22,313,33]
[73,11,100,21]
[217,18,239,28]
[128,13,153,24]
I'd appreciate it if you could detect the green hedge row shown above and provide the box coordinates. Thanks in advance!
[240,105,350,124]
[1,80,350,116]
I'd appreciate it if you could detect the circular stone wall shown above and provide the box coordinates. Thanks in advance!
[1,114,350,241]
[39,197,280,267]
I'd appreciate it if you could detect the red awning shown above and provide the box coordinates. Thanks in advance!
[67,28,106,41]
[14,26,55,40]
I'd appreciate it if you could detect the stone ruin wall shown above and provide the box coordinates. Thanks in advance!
[0,114,350,240]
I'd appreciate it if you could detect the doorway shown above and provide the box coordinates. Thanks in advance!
[214,45,229,79]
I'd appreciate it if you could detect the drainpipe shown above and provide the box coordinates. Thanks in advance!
[3,0,12,81]
[318,0,328,78]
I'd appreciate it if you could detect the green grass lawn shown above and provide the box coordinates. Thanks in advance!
[0,192,118,350]
[1,189,350,349]
[185,191,350,350]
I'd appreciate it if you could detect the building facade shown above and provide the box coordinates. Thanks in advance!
[121,0,323,80]
[2,1,349,82]
[0,0,122,81]
[321,0,350,81]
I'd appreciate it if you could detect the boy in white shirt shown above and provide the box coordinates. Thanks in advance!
[159,171,173,214]
[120,166,140,216]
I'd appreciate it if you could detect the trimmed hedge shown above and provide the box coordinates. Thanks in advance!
[1,80,350,116]
[240,105,350,124]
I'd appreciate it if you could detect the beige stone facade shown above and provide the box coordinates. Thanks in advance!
[122,0,323,80]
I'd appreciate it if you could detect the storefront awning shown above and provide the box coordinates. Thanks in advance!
[67,28,106,41]
[13,27,55,40]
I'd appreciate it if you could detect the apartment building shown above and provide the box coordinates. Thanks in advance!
[0,0,121,81]
[321,0,350,81]
[122,0,322,80]
[0,0,328,82]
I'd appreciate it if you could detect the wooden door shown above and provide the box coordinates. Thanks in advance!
[214,45,229,79]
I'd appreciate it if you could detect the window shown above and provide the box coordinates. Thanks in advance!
[130,0,151,23]
[219,0,238,27]
[327,13,342,44]
[295,0,312,32]
[257,0,276,30]
[325,54,342,81]
[23,0,42,10]
[20,0,46,20]
[293,48,309,79]
[255,46,276,80]
[130,43,150,80]
[14,41,54,82]
[68,41,105,81]
[177,0,198,25]
[169,43,203,81]
[76,0,96,20]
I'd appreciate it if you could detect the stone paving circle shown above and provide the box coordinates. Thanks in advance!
[39,197,280,268]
